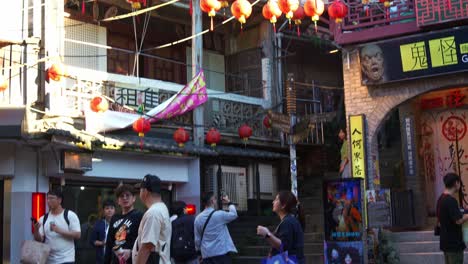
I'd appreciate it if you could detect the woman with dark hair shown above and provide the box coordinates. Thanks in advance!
[257,191,305,264]
[341,246,360,264]
[338,128,350,178]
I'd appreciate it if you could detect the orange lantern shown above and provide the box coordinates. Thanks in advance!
[238,124,253,142]
[0,76,8,92]
[231,0,252,28]
[126,0,146,9]
[133,117,151,150]
[292,6,305,36]
[304,0,325,31]
[278,0,300,20]
[201,0,222,31]
[206,128,221,147]
[328,0,348,23]
[262,1,282,32]
[90,96,109,113]
[173,127,190,147]
[46,63,65,82]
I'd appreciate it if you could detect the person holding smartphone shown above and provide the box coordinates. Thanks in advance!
[33,188,81,264]
[194,192,238,264]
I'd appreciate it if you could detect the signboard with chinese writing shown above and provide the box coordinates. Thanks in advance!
[323,178,363,241]
[359,26,468,85]
[402,116,417,177]
[366,189,392,228]
[349,115,367,179]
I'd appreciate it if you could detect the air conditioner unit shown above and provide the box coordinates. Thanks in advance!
[205,165,247,211]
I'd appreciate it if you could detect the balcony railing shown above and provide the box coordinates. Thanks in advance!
[0,44,27,106]
[332,0,419,44]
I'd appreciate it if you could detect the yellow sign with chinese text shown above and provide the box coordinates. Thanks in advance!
[349,115,366,179]
[400,41,429,72]
[460,43,468,54]
[429,37,458,68]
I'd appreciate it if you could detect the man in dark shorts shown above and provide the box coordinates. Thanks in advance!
[438,173,468,264]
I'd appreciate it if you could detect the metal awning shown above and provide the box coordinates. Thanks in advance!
[43,128,288,159]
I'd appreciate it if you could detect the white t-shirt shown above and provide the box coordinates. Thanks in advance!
[38,210,81,264]
[132,202,171,264]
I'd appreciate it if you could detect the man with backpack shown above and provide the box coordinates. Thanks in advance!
[33,188,81,264]
[170,201,198,264]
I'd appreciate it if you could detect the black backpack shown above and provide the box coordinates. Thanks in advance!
[170,215,197,261]
[42,209,70,243]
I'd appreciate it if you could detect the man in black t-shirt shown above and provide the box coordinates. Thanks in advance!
[104,184,143,264]
[438,173,468,264]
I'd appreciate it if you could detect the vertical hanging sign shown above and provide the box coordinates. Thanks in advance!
[402,116,417,176]
[349,115,367,179]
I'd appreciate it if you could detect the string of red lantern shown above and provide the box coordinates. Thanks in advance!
[206,128,221,147]
[45,63,66,83]
[278,0,300,24]
[292,6,305,36]
[328,0,348,24]
[90,96,109,113]
[262,0,283,33]
[133,117,151,150]
[231,0,253,30]
[173,127,190,147]
[201,0,222,31]
[238,124,253,142]
[0,76,9,92]
[304,0,324,32]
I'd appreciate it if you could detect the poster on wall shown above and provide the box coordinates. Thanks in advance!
[420,108,468,213]
[324,241,364,264]
[366,189,392,228]
[323,178,363,241]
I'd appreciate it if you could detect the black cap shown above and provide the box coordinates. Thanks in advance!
[135,174,161,194]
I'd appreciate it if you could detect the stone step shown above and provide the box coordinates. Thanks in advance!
[233,254,324,264]
[400,252,468,264]
[389,231,438,242]
[241,243,323,256]
[397,241,440,254]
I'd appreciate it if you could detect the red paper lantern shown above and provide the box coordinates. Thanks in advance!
[328,0,348,23]
[201,0,222,30]
[278,0,300,20]
[133,117,151,137]
[206,128,221,147]
[0,76,8,92]
[90,96,109,113]
[126,0,146,9]
[292,6,305,36]
[173,127,190,147]
[304,0,324,31]
[46,63,65,82]
[231,0,252,27]
[262,1,282,32]
[263,116,272,129]
[238,124,253,142]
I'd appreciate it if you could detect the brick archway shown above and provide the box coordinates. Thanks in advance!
[343,52,468,186]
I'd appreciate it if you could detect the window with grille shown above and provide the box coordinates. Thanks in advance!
[64,18,107,72]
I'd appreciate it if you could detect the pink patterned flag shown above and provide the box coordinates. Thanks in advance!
[85,71,208,134]
[149,70,207,121]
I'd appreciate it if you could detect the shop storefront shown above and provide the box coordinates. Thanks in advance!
[342,26,468,228]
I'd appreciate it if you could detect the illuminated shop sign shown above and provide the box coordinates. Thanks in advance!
[359,26,468,85]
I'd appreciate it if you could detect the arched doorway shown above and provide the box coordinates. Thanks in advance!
[374,86,468,228]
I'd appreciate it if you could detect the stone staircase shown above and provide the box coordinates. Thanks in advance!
[230,216,325,264]
[390,230,468,264]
